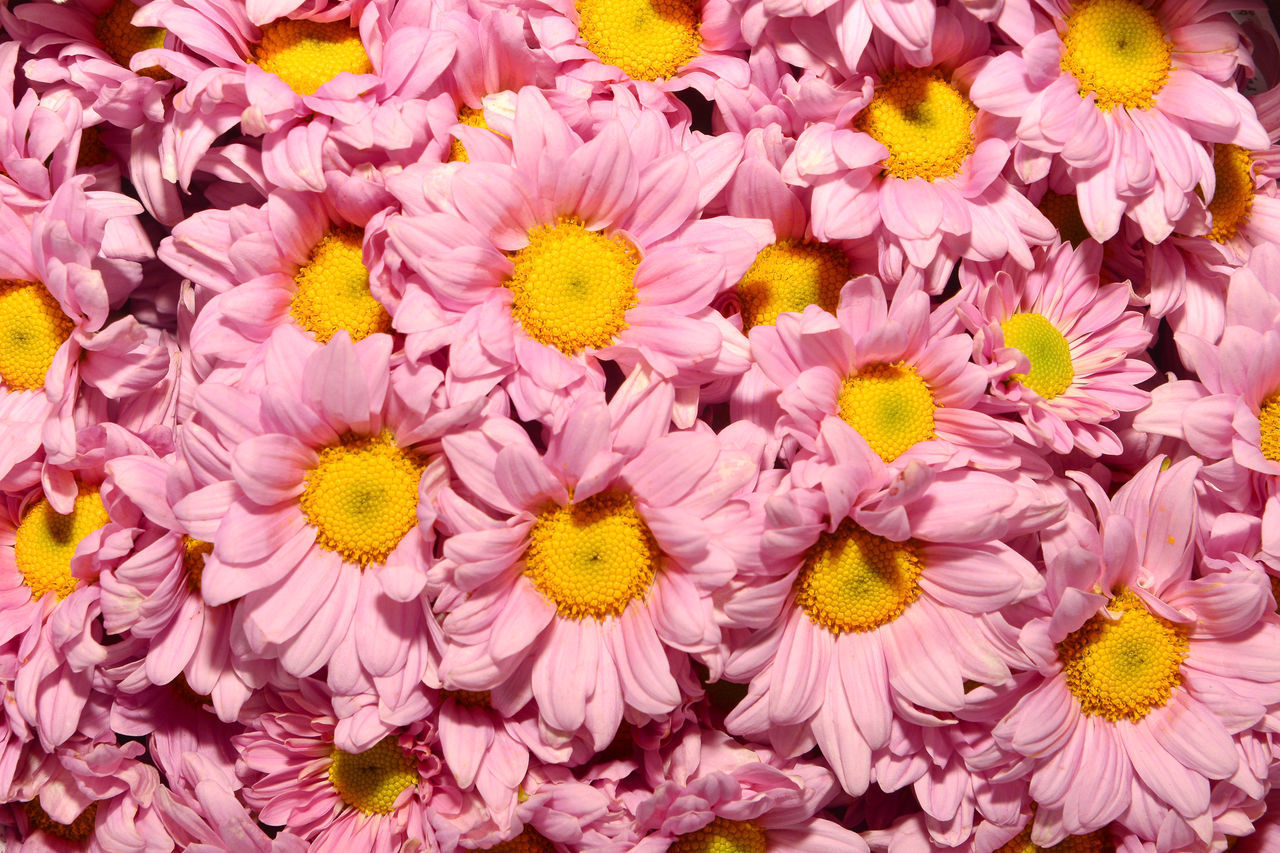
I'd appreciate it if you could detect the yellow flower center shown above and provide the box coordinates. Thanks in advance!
[1060,0,1171,112]
[253,18,372,97]
[24,801,98,843]
[1000,313,1075,400]
[182,536,213,593]
[523,491,659,621]
[1206,144,1255,243]
[856,68,977,182]
[298,431,424,567]
[95,0,170,80]
[288,226,390,344]
[328,736,417,815]
[449,106,505,163]
[995,822,1115,853]
[506,219,640,356]
[0,279,74,392]
[1038,191,1090,246]
[794,519,925,635]
[1259,393,1280,463]
[14,488,109,601]
[669,818,768,853]
[837,361,937,462]
[484,830,557,853]
[737,240,849,330]
[575,0,702,82]
[1059,588,1190,722]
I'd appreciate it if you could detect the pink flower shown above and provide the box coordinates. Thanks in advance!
[383,87,764,426]
[750,275,1020,474]
[186,332,482,729]
[969,0,1268,242]
[784,9,1055,288]
[723,453,1052,797]
[958,239,1154,457]
[994,457,1280,844]
[139,0,456,192]
[432,386,761,752]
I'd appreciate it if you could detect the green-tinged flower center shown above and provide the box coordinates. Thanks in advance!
[837,361,937,461]
[253,18,372,96]
[856,68,976,181]
[1000,313,1074,399]
[15,488,109,601]
[1206,144,1255,244]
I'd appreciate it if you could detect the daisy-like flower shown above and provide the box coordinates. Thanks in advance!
[159,181,397,387]
[750,275,1020,473]
[1,731,168,852]
[723,451,1051,796]
[491,0,751,106]
[0,426,151,750]
[994,457,1280,844]
[0,179,160,485]
[432,386,760,752]
[783,9,1055,288]
[628,728,867,852]
[957,239,1154,457]
[233,680,468,852]
[969,0,1268,242]
[384,87,765,425]
[1136,244,1280,504]
[137,0,456,193]
[189,331,482,720]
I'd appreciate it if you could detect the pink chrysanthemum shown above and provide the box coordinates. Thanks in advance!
[969,0,1268,242]
[233,680,467,852]
[0,178,161,486]
[749,275,1021,473]
[723,452,1051,797]
[159,180,397,387]
[491,0,751,105]
[994,458,1280,844]
[1,732,167,852]
[138,0,456,192]
[783,9,1055,288]
[628,727,866,852]
[186,332,482,732]
[958,239,1154,457]
[0,426,151,750]
[432,387,760,752]
[383,87,764,425]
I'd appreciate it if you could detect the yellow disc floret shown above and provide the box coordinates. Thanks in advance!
[24,801,98,843]
[1060,0,1172,112]
[253,18,372,97]
[1001,313,1075,400]
[523,491,659,620]
[14,488,109,602]
[289,226,390,344]
[95,0,169,79]
[669,818,768,853]
[575,0,702,82]
[506,218,640,356]
[298,431,424,567]
[737,240,849,330]
[837,361,937,462]
[857,68,977,182]
[1206,144,1255,243]
[1259,393,1280,463]
[182,536,213,593]
[994,822,1115,853]
[328,736,417,815]
[450,106,506,163]
[1059,588,1190,722]
[485,830,557,853]
[794,519,925,635]
[0,279,74,392]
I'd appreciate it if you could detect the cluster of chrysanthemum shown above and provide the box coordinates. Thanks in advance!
[3,0,1280,850]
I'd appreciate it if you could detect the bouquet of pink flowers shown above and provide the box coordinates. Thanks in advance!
[1,0,1279,850]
